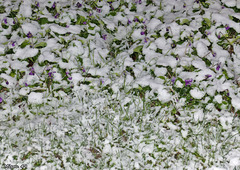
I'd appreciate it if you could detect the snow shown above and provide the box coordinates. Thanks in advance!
[0,0,240,169]
[14,47,39,60]
[28,92,43,104]
[195,40,209,57]
[190,88,205,99]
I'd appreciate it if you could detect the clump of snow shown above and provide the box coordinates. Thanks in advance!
[28,92,44,104]
[190,88,205,99]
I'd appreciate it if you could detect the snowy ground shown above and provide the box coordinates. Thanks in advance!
[0,0,240,169]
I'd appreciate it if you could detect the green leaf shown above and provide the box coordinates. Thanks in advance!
[203,18,211,27]
[20,40,30,48]
[76,15,86,25]
[34,42,47,48]
[181,19,190,26]
[133,45,143,53]
[0,5,6,14]
[38,18,49,25]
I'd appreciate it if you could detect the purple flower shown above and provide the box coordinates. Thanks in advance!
[225,24,230,30]
[140,31,145,35]
[166,26,170,32]
[217,34,221,39]
[171,77,176,84]
[36,2,40,8]
[195,0,199,4]
[89,12,93,16]
[3,18,7,24]
[83,21,87,25]
[127,20,132,25]
[76,2,82,8]
[0,97,3,103]
[68,77,72,80]
[144,37,148,43]
[54,13,60,18]
[212,51,216,57]
[205,74,212,79]
[12,41,16,47]
[102,34,107,40]
[13,20,16,24]
[6,81,9,85]
[171,43,176,48]
[27,32,33,38]
[48,71,56,79]
[52,2,56,9]
[66,71,70,75]
[96,8,102,13]
[25,83,28,86]
[222,6,225,9]
[185,79,192,86]
[183,3,186,8]
[134,17,139,22]
[29,67,35,75]
[216,63,221,71]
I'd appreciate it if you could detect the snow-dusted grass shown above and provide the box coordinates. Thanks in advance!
[0,0,240,169]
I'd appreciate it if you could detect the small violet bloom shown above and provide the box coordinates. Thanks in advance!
[171,43,176,48]
[127,20,132,25]
[205,74,212,79]
[36,2,40,8]
[166,26,170,32]
[183,3,186,8]
[83,21,87,25]
[52,2,56,9]
[133,17,139,22]
[171,77,176,84]
[54,13,60,18]
[68,77,72,80]
[25,83,28,87]
[0,97,3,103]
[185,79,192,86]
[76,2,82,8]
[12,41,16,47]
[140,31,145,35]
[96,8,102,13]
[27,32,33,38]
[6,81,9,85]
[216,63,221,71]
[29,67,35,75]
[3,18,7,24]
[225,24,230,30]
[102,34,107,40]
[144,37,148,43]
[48,71,56,79]
[212,51,216,57]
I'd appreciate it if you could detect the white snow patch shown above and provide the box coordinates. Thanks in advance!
[190,88,205,99]
[195,40,209,57]
[181,130,188,138]
[194,109,204,121]
[28,92,43,104]
[14,47,38,60]
[214,95,222,104]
